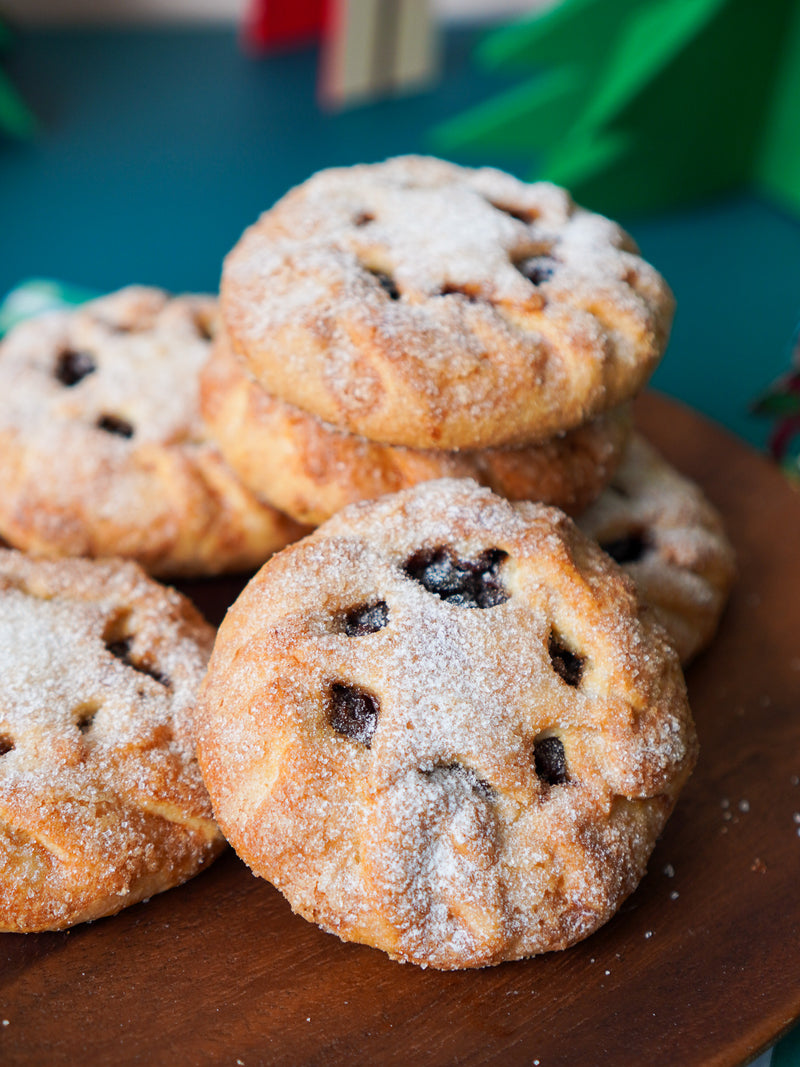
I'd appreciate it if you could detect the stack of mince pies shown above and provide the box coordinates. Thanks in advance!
[206,155,734,667]
[187,157,734,968]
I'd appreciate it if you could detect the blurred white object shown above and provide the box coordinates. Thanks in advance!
[320,0,437,108]
[437,0,556,18]
[1,0,552,25]
[0,0,242,21]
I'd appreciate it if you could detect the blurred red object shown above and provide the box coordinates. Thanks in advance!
[242,0,329,52]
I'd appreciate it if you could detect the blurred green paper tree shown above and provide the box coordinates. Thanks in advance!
[0,18,36,140]
[433,0,800,218]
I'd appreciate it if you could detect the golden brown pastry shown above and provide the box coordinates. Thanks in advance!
[195,478,697,969]
[0,286,309,577]
[200,332,632,525]
[221,156,673,450]
[578,434,736,664]
[0,549,225,932]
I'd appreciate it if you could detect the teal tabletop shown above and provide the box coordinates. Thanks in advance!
[1,24,798,1067]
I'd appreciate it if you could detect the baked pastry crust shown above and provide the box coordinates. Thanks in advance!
[0,286,309,577]
[200,333,632,525]
[0,549,225,933]
[578,434,736,664]
[221,156,674,450]
[196,478,697,969]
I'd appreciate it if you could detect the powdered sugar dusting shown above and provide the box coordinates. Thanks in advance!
[579,434,736,664]
[0,286,308,576]
[2,287,211,444]
[201,333,632,525]
[221,156,674,449]
[0,549,224,932]
[197,478,696,968]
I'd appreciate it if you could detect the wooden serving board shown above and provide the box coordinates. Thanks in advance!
[3,392,799,1067]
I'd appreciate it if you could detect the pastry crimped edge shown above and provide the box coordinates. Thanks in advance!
[579,434,737,665]
[0,286,310,578]
[195,478,697,969]
[221,156,674,450]
[200,330,632,525]
[0,549,225,933]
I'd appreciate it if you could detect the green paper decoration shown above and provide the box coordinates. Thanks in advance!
[0,19,36,140]
[432,0,800,218]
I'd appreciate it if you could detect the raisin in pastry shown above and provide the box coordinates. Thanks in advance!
[578,434,736,664]
[195,478,697,969]
[0,286,309,577]
[220,155,673,450]
[0,549,225,932]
